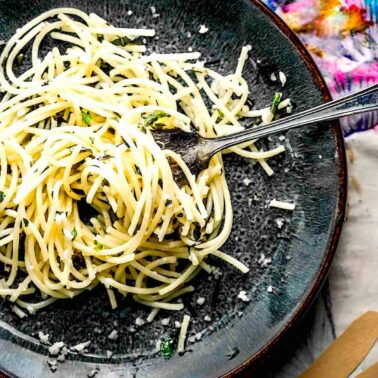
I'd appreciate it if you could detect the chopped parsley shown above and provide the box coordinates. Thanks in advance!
[82,111,92,125]
[71,228,77,241]
[271,92,282,115]
[111,36,142,46]
[160,337,175,358]
[216,108,224,121]
[97,34,104,43]
[141,111,170,130]
[165,199,172,206]
[138,124,147,133]
[94,240,103,251]
[16,53,25,65]
[0,191,4,202]
[22,218,29,227]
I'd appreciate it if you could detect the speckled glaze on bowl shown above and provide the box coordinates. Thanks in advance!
[0,0,346,377]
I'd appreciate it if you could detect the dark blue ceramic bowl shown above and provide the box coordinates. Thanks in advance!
[0,0,346,377]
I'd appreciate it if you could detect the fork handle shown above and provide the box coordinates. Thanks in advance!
[204,84,378,157]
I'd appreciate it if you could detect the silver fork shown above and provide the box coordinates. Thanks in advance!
[153,84,378,177]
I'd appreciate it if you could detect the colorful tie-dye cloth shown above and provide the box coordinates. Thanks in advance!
[265,0,378,136]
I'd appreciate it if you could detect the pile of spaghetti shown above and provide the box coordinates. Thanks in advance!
[0,8,286,318]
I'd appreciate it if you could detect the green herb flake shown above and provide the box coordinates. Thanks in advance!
[97,34,104,43]
[82,111,92,125]
[16,53,25,65]
[111,35,142,47]
[138,124,147,133]
[71,228,78,241]
[160,337,175,358]
[94,240,103,251]
[141,111,170,130]
[22,218,29,227]
[165,199,172,207]
[216,108,224,121]
[0,191,5,202]
[271,92,282,115]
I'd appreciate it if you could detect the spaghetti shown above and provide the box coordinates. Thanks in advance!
[0,8,286,315]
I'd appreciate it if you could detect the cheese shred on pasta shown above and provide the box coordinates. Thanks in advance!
[0,9,285,312]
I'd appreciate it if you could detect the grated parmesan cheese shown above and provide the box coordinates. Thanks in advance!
[135,317,145,327]
[38,331,50,345]
[161,317,170,326]
[279,71,287,87]
[174,321,181,329]
[87,367,100,378]
[196,297,205,305]
[107,330,118,340]
[269,199,296,211]
[48,341,65,356]
[242,178,252,186]
[237,290,250,302]
[258,253,272,267]
[275,218,284,229]
[199,25,209,34]
[47,360,57,372]
[70,340,91,353]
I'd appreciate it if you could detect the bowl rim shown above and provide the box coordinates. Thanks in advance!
[224,1,348,376]
[0,2,347,377]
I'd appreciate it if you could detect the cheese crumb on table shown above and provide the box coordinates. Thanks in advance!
[38,331,50,345]
[48,341,65,356]
[70,340,91,353]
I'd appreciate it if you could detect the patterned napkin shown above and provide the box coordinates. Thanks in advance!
[262,1,378,376]
[265,0,378,135]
